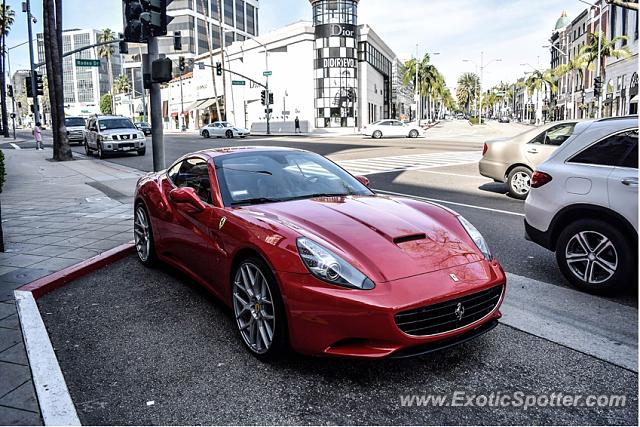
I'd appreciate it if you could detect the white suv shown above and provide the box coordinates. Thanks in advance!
[524,116,638,295]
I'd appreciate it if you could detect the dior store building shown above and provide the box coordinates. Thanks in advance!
[196,0,400,132]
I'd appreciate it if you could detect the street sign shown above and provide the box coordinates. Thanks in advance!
[232,80,246,86]
[197,62,205,70]
[282,111,290,116]
[264,108,273,114]
[263,71,272,77]
[75,59,101,67]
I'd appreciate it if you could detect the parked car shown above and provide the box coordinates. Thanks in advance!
[498,116,510,123]
[65,116,86,145]
[135,122,152,136]
[479,121,578,199]
[362,120,423,139]
[84,115,147,158]
[524,116,638,295]
[133,147,506,359]
[200,121,250,138]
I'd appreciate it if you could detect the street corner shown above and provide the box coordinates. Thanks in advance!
[28,255,638,426]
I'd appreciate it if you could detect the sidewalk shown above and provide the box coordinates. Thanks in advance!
[0,147,141,425]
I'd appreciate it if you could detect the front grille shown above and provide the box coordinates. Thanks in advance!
[118,143,134,148]
[394,285,504,336]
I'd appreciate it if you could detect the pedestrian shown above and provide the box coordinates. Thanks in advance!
[295,116,301,134]
[33,122,43,150]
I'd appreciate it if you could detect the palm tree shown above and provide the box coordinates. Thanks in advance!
[456,72,479,114]
[98,28,116,113]
[0,4,15,137]
[525,69,557,123]
[402,54,448,120]
[114,74,131,95]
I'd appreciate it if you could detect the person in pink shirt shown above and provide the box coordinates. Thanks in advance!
[32,122,43,150]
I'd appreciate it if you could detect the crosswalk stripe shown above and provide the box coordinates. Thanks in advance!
[336,151,481,176]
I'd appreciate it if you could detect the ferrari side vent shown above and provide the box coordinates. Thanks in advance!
[393,233,426,245]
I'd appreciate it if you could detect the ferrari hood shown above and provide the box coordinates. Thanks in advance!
[243,196,483,282]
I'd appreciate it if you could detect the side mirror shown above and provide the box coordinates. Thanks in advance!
[355,176,370,187]
[169,187,206,213]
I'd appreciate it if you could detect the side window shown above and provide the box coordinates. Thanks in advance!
[167,161,182,185]
[392,121,404,126]
[619,130,638,169]
[177,158,212,204]
[529,130,547,145]
[569,129,638,167]
[545,123,576,146]
[380,121,391,126]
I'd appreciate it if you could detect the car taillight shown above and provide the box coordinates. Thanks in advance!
[482,143,488,156]
[531,171,553,188]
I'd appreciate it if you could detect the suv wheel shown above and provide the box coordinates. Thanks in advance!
[97,144,105,159]
[137,148,146,156]
[556,219,634,295]
[507,166,532,199]
[84,139,92,156]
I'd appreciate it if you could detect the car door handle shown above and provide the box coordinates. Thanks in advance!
[621,178,639,186]
[527,149,538,154]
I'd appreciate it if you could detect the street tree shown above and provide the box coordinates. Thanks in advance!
[524,69,557,123]
[401,54,448,120]
[101,94,113,115]
[114,74,131,94]
[0,3,15,138]
[98,29,116,113]
[578,31,630,92]
[43,0,71,160]
[456,72,479,114]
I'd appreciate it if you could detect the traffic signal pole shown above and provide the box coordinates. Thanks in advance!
[25,0,40,124]
[148,36,165,172]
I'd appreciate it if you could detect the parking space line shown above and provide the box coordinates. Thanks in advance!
[10,143,21,150]
[15,290,81,426]
[374,189,525,217]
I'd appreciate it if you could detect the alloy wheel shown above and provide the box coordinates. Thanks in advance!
[373,131,382,139]
[510,171,531,195]
[233,262,275,355]
[226,130,233,139]
[203,130,209,138]
[134,206,151,262]
[565,231,618,284]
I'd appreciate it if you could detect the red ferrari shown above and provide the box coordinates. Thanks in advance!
[134,147,506,359]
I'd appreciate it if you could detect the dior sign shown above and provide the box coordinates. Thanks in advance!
[315,23,357,39]
[323,57,357,68]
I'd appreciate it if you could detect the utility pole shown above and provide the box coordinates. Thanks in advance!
[1,0,8,137]
[139,46,148,122]
[148,37,164,172]
[24,0,40,125]
[415,43,419,122]
[217,0,227,120]
[595,4,603,118]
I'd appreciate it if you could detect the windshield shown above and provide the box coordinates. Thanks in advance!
[65,118,85,127]
[99,118,135,131]
[214,151,374,206]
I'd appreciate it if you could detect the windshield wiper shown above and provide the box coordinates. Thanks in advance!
[231,197,283,206]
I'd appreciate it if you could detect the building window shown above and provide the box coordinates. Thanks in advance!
[224,0,234,26]
[313,0,358,26]
[621,7,628,44]
[610,5,617,39]
[235,0,245,32]
[210,0,219,20]
[246,4,255,35]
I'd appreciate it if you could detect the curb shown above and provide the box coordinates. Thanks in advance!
[15,242,135,426]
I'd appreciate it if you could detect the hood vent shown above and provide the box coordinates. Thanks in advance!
[393,233,426,245]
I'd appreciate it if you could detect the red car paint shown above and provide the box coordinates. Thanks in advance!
[135,147,506,358]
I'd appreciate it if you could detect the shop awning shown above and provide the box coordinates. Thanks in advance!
[196,97,222,110]
[630,94,639,103]
[183,100,200,112]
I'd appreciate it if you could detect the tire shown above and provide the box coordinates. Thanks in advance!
[507,166,532,200]
[84,140,92,156]
[372,130,383,139]
[409,130,419,138]
[202,130,210,138]
[134,204,157,267]
[555,219,634,295]
[225,130,234,139]
[137,148,146,156]
[232,257,288,360]
[97,143,105,159]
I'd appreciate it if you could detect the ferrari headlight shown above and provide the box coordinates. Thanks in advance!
[458,216,492,260]
[296,237,375,290]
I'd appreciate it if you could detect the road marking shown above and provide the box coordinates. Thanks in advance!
[336,151,481,176]
[412,170,489,179]
[502,272,637,372]
[15,290,81,425]
[374,189,525,217]
[10,143,21,150]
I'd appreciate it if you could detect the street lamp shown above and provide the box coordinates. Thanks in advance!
[250,38,271,134]
[466,53,501,125]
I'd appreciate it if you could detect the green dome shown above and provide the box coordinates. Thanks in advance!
[555,11,570,30]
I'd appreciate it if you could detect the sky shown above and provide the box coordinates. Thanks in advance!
[5,0,590,90]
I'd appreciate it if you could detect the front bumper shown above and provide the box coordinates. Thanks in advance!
[278,259,506,358]
[101,140,145,152]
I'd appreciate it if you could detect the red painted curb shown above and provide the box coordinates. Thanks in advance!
[19,242,135,299]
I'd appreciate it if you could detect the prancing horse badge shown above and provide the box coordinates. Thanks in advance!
[219,216,227,230]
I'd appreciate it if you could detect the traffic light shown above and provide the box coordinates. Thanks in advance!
[179,56,186,72]
[35,73,44,96]
[26,76,33,98]
[118,32,128,54]
[594,76,603,98]
[7,85,13,98]
[174,31,182,51]
[122,0,173,43]
[216,62,222,76]
[268,92,274,106]
[260,90,266,106]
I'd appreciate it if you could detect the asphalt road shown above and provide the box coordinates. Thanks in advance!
[38,255,638,426]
